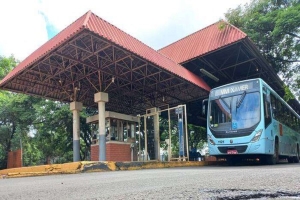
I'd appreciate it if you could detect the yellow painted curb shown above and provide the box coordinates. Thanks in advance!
[0,161,224,178]
[0,162,82,178]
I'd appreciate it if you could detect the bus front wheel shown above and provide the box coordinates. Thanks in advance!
[266,139,279,165]
[294,144,299,163]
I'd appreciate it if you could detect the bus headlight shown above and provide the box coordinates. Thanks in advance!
[251,129,263,143]
[208,135,215,145]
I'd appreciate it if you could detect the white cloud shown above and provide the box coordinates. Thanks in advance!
[0,0,250,61]
[0,0,48,61]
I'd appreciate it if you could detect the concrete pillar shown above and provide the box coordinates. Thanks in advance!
[144,116,147,161]
[70,101,83,162]
[150,107,160,161]
[153,111,160,161]
[94,92,108,161]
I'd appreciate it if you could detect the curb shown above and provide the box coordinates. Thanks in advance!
[0,162,82,178]
[0,161,224,178]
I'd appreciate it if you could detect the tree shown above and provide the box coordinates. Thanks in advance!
[0,93,40,168]
[33,99,93,163]
[225,0,300,98]
[0,55,17,80]
[187,124,206,150]
[0,55,35,169]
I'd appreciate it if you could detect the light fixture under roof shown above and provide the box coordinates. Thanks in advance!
[200,68,219,82]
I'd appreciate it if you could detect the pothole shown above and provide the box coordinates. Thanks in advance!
[199,189,300,199]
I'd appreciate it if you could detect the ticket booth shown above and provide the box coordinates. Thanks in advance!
[87,111,139,161]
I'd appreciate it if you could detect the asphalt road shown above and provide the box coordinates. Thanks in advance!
[1,163,300,199]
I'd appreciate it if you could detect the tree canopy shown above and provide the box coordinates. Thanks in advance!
[0,55,17,80]
[225,0,300,98]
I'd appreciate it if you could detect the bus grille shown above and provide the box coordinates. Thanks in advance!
[218,145,248,153]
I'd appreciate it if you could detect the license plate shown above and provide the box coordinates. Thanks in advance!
[227,150,238,154]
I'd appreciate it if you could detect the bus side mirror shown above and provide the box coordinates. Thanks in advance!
[202,99,208,116]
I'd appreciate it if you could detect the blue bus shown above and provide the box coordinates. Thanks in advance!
[203,78,300,164]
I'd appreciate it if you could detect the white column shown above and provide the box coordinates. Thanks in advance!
[94,92,108,161]
[144,116,147,161]
[70,101,83,162]
[153,111,160,161]
[150,107,160,161]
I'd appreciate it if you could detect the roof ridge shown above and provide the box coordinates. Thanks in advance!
[82,10,92,28]
[222,19,247,37]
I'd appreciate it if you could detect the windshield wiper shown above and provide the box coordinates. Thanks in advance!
[236,91,246,108]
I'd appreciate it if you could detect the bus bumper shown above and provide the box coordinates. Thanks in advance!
[209,142,267,156]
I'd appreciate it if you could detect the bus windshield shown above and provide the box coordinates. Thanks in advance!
[209,92,260,131]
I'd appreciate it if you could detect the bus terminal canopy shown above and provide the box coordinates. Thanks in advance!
[0,11,210,116]
[0,10,299,124]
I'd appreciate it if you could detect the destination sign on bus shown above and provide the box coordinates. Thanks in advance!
[212,81,258,97]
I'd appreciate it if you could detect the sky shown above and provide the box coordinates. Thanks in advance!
[0,0,251,61]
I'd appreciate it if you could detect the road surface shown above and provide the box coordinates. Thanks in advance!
[1,163,300,199]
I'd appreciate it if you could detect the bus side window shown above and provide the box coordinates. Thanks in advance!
[284,107,289,127]
[277,101,283,122]
[263,94,272,128]
[292,115,297,131]
[270,94,277,119]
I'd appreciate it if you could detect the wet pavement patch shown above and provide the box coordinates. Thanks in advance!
[115,161,144,170]
[199,189,300,199]
[82,162,112,172]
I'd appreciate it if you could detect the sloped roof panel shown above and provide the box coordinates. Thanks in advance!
[158,21,247,64]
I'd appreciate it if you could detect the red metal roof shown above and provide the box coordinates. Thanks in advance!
[158,21,247,64]
[0,11,210,91]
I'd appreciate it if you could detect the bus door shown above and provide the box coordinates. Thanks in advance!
[263,87,274,153]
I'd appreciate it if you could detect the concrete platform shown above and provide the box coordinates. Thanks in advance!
[0,161,223,178]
